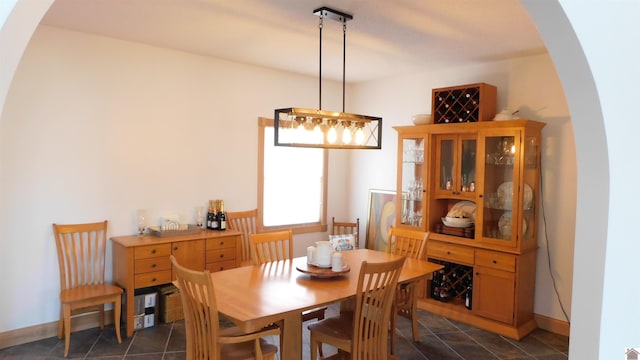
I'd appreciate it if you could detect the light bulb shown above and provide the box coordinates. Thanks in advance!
[342,128,352,144]
[327,126,337,144]
[313,124,323,144]
[355,127,365,145]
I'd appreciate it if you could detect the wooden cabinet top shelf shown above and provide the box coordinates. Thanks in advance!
[112,229,241,247]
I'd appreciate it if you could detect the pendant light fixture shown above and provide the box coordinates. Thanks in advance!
[274,7,382,150]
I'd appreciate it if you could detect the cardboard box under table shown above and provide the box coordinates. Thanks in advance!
[158,284,183,323]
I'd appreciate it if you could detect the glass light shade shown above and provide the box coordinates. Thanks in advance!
[274,108,382,149]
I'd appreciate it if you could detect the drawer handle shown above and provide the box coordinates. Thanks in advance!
[475,272,479,276]
[220,241,224,246]
[173,246,178,251]
[492,260,497,264]
[152,277,157,282]
[219,254,224,258]
[151,263,157,268]
[151,249,156,254]
[447,251,451,255]
[219,266,224,271]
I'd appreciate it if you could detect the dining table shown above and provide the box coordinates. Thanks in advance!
[209,248,443,360]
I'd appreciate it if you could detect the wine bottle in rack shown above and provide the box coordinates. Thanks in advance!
[218,200,227,230]
[465,277,473,310]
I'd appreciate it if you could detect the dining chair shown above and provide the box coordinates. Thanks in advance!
[170,255,279,360]
[307,257,406,360]
[227,208,260,267]
[386,227,429,354]
[53,221,123,357]
[249,229,327,352]
[331,217,360,249]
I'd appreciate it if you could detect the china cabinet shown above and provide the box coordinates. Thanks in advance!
[394,120,544,339]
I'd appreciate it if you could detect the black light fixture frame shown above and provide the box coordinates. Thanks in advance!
[274,7,382,150]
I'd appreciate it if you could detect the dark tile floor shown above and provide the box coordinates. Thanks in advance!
[0,306,569,360]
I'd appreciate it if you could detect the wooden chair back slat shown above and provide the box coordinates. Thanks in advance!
[353,258,405,359]
[227,209,259,264]
[386,227,428,260]
[250,229,293,264]
[331,217,360,248]
[54,221,108,290]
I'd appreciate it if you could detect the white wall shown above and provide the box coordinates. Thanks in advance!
[0,25,349,331]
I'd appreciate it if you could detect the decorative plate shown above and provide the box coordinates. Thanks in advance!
[496,182,533,210]
[446,201,476,222]
[498,211,527,238]
[441,217,473,228]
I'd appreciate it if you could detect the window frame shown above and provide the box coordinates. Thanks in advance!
[258,117,328,234]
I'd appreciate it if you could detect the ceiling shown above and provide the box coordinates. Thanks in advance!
[40,0,547,83]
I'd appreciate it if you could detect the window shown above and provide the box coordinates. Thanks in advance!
[258,117,327,233]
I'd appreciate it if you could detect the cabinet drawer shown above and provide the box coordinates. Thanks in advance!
[427,241,474,265]
[206,237,236,250]
[134,270,171,288]
[475,250,516,272]
[206,260,236,273]
[134,244,171,259]
[206,248,236,263]
[135,256,171,274]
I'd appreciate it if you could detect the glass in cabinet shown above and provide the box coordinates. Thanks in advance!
[399,136,426,228]
[434,134,477,198]
[478,129,536,247]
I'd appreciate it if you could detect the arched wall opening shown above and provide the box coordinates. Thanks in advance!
[0,1,612,359]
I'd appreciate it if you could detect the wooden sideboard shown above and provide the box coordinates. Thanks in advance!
[111,229,242,336]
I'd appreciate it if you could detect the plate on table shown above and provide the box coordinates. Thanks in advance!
[497,182,533,209]
[296,263,350,278]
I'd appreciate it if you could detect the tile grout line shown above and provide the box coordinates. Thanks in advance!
[161,322,175,360]
[82,331,102,360]
[121,330,137,359]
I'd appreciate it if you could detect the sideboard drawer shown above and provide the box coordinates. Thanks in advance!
[206,260,236,273]
[134,270,171,288]
[206,248,236,263]
[427,241,474,265]
[206,237,236,250]
[475,250,516,272]
[134,244,171,259]
[135,257,171,274]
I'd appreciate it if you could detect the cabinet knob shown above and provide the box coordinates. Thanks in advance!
[219,266,224,271]
[173,246,178,251]
[219,254,224,258]
[151,249,156,254]
[475,272,479,276]
[492,260,497,264]
[151,263,156,268]
[220,241,224,246]
[478,194,483,198]
[447,251,451,255]
[152,277,156,282]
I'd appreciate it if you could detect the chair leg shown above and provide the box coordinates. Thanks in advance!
[114,297,122,343]
[309,333,318,360]
[411,299,419,342]
[57,307,64,340]
[63,304,71,357]
[99,307,105,330]
[390,307,398,354]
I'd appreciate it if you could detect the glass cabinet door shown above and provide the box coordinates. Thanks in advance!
[400,137,425,228]
[434,135,477,198]
[480,132,520,243]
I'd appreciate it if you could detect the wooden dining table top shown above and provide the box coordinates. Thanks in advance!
[210,248,443,360]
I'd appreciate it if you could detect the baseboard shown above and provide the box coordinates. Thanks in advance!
[534,313,570,337]
[0,310,115,350]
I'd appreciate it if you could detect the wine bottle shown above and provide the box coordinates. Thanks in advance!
[207,200,215,229]
[218,200,227,231]
[211,201,219,230]
[465,277,473,310]
[431,270,442,300]
[439,274,450,301]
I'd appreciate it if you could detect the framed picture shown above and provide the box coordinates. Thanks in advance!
[365,189,397,251]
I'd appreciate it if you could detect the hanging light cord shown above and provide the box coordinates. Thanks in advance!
[342,20,347,113]
[318,14,323,111]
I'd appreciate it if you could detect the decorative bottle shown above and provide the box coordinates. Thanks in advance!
[218,200,227,231]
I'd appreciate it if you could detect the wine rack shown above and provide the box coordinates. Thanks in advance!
[428,258,473,303]
[432,83,497,124]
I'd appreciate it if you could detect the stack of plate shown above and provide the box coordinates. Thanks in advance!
[442,216,473,228]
